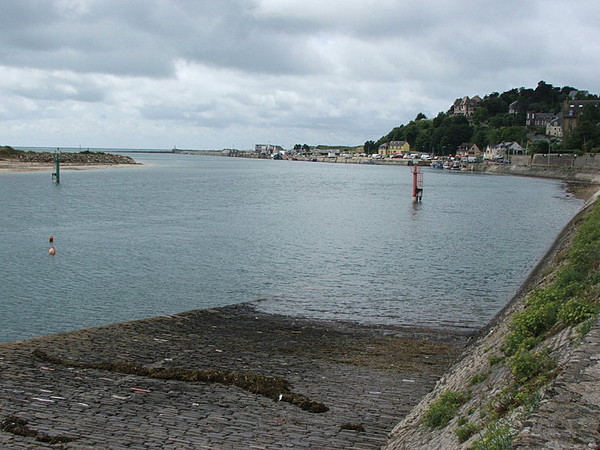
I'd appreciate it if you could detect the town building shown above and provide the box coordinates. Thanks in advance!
[484,141,525,161]
[255,144,284,155]
[456,143,482,159]
[526,112,557,128]
[562,100,600,134]
[378,140,410,156]
[451,96,482,117]
[546,116,563,138]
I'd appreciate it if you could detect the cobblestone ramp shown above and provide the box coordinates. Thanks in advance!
[0,304,471,448]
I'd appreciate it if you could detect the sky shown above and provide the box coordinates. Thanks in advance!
[1,0,599,150]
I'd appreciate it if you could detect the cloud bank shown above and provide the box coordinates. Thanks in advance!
[1,0,598,149]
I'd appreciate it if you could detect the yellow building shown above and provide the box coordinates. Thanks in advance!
[378,140,410,156]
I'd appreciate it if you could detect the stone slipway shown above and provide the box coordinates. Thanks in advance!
[0,304,473,448]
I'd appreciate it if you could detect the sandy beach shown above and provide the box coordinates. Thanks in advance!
[0,160,141,174]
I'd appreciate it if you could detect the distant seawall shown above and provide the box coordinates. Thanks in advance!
[477,154,600,184]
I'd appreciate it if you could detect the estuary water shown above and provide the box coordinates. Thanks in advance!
[0,153,583,342]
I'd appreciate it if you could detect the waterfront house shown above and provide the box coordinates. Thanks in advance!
[255,144,285,155]
[484,141,525,160]
[378,140,410,156]
[456,143,481,158]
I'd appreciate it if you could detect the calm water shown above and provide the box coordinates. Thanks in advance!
[0,153,583,342]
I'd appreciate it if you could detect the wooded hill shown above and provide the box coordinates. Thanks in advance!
[366,81,600,156]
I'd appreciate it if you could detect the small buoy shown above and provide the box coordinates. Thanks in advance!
[49,236,54,244]
[49,247,56,255]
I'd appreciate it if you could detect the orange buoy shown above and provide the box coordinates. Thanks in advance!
[49,247,56,255]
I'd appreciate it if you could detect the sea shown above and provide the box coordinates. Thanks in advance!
[0,151,584,343]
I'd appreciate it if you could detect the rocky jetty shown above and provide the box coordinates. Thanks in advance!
[0,146,136,165]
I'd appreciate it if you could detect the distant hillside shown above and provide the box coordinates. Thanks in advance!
[367,81,599,156]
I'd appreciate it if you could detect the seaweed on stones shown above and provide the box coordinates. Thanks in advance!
[0,415,78,444]
[32,349,329,413]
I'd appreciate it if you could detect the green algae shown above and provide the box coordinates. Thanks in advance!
[32,349,328,413]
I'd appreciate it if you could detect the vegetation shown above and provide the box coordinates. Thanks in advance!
[0,145,21,158]
[503,200,600,358]
[366,81,600,155]
[467,372,489,386]
[454,420,479,443]
[470,420,513,450]
[422,390,469,429]
[32,349,329,413]
[1,415,77,444]
[463,200,600,448]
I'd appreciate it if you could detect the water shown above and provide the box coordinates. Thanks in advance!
[0,153,583,342]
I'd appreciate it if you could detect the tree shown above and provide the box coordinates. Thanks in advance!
[472,127,490,149]
[528,140,549,155]
[472,106,489,125]
[363,140,377,154]
[563,104,600,152]
[499,126,527,144]
[369,82,597,157]
[480,96,507,115]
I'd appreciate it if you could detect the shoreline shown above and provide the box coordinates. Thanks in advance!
[385,191,600,448]
[0,160,141,174]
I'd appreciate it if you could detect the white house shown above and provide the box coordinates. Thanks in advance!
[484,141,525,160]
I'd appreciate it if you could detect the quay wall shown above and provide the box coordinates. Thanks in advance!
[385,191,600,449]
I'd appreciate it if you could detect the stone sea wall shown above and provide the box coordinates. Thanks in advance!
[385,191,600,449]
[477,155,600,184]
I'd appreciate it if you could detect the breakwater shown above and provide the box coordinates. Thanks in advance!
[13,151,136,165]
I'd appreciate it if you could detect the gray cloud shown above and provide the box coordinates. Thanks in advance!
[0,0,598,149]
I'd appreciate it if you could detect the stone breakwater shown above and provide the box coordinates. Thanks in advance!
[0,304,473,448]
[14,151,136,165]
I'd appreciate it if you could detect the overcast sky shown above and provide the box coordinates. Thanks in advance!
[1,0,598,150]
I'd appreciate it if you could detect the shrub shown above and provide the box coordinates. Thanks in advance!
[506,348,556,384]
[423,390,469,429]
[576,317,596,339]
[468,372,489,386]
[455,421,479,443]
[486,385,519,419]
[470,420,513,450]
[558,296,599,325]
[489,354,504,366]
